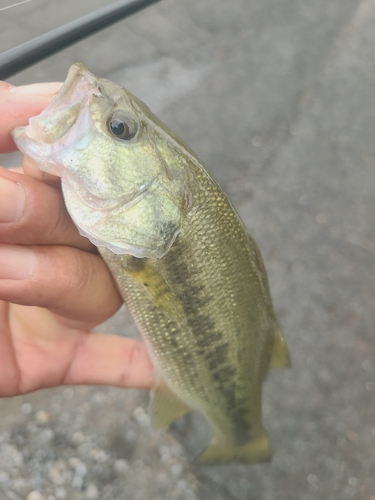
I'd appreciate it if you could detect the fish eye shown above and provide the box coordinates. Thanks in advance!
[107,112,137,141]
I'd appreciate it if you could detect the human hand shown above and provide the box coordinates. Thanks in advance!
[0,81,153,397]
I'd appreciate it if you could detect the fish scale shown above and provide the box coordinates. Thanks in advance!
[12,63,290,463]
[100,163,278,448]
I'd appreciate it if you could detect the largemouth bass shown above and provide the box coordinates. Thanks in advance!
[12,63,290,464]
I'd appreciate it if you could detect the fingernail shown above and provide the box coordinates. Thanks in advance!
[0,176,26,223]
[10,82,62,96]
[0,245,36,280]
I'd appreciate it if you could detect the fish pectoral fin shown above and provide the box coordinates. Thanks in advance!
[196,429,271,464]
[126,260,185,323]
[269,324,291,369]
[149,379,191,430]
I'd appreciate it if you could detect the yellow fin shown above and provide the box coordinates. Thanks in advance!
[126,260,185,323]
[149,379,191,430]
[269,324,291,369]
[196,429,271,465]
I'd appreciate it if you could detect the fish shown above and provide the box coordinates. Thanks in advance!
[12,63,290,464]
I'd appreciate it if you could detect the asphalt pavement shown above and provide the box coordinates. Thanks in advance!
[0,0,374,499]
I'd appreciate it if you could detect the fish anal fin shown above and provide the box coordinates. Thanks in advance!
[269,324,291,369]
[196,429,271,465]
[149,379,191,431]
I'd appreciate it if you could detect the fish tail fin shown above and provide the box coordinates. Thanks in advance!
[196,428,271,465]
[269,323,291,369]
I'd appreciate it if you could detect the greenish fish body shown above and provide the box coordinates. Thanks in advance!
[13,64,290,464]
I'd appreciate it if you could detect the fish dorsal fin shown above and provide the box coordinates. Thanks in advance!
[269,324,291,369]
[149,378,191,430]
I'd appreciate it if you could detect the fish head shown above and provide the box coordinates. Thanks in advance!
[13,63,189,258]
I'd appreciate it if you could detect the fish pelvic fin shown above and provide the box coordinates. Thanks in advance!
[196,428,271,465]
[149,378,191,430]
[269,324,291,369]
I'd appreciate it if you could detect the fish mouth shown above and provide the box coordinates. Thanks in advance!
[30,64,100,143]
[63,170,156,212]
[11,64,107,175]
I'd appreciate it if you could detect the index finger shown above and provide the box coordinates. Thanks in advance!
[0,81,62,153]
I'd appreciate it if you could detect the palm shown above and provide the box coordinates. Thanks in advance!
[0,302,83,396]
[0,301,152,397]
